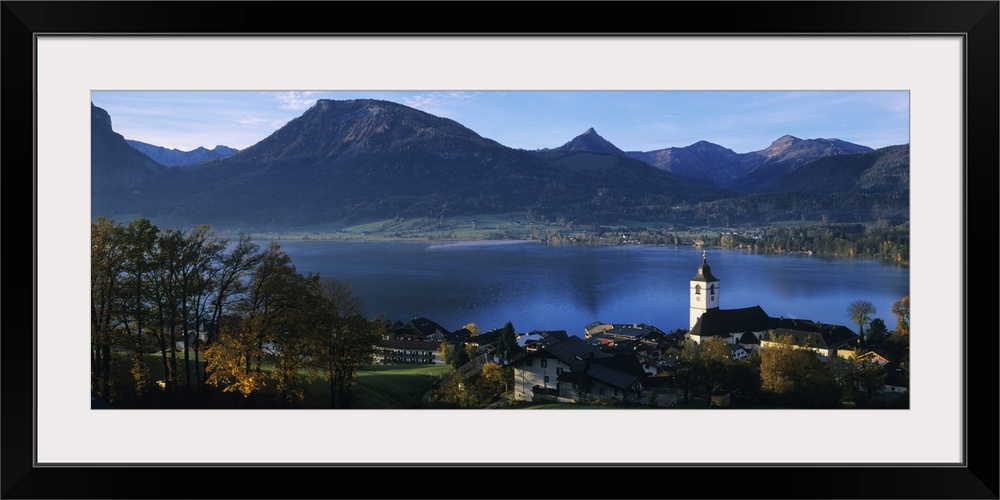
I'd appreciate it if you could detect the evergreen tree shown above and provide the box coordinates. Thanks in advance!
[494,322,518,364]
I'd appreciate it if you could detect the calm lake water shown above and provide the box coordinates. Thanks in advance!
[270,239,910,337]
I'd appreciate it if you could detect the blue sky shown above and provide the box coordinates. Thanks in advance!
[90,90,909,154]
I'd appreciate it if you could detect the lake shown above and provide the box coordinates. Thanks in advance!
[269,239,910,337]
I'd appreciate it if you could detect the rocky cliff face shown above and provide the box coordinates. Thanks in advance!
[91,103,168,197]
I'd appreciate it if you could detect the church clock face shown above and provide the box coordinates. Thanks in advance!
[696,296,701,302]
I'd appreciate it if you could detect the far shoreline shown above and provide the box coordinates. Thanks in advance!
[247,234,542,246]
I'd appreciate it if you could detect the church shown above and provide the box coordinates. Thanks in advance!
[686,251,860,359]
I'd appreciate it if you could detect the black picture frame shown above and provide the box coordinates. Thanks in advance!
[3,2,997,498]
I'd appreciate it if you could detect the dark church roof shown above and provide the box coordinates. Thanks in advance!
[763,318,859,349]
[690,306,772,337]
[691,250,719,282]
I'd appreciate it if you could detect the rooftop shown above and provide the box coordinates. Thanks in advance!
[690,305,772,337]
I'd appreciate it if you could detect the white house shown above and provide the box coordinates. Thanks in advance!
[511,336,646,404]
[759,319,859,360]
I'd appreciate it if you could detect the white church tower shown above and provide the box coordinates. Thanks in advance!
[690,250,720,330]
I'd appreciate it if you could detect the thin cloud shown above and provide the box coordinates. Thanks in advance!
[237,117,273,127]
[401,91,481,118]
[403,91,479,108]
[275,91,322,111]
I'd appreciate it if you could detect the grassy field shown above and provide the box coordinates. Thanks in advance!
[238,362,452,409]
[351,363,452,409]
[130,352,451,409]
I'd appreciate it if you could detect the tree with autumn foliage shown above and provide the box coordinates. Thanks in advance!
[759,333,840,408]
[204,242,307,399]
[478,362,507,395]
[675,337,733,404]
[307,278,386,409]
[200,232,262,386]
[892,295,909,336]
[203,315,268,398]
[429,361,508,408]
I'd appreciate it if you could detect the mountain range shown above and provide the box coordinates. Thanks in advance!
[91,99,909,231]
[125,140,238,167]
[625,134,874,191]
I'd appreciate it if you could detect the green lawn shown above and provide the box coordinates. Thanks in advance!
[133,353,451,409]
[235,362,450,409]
[351,364,452,409]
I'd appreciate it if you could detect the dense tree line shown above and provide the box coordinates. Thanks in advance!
[683,192,909,228]
[543,221,908,264]
[91,216,384,408]
[672,296,910,409]
[673,336,901,409]
[713,222,909,263]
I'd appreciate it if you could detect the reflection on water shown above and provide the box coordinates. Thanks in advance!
[273,240,909,336]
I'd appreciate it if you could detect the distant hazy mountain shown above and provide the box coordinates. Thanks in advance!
[532,128,693,179]
[771,144,909,194]
[91,99,908,231]
[126,140,238,167]
[627,135,873,192]
[626,140,746,185]
[728,135,873,193]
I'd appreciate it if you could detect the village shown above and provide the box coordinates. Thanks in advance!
[376,251,910,409]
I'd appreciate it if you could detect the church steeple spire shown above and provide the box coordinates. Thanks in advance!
[690,250,720,330]
[692,249,718,282]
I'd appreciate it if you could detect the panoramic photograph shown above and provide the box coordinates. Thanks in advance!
[89,90,910,410]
